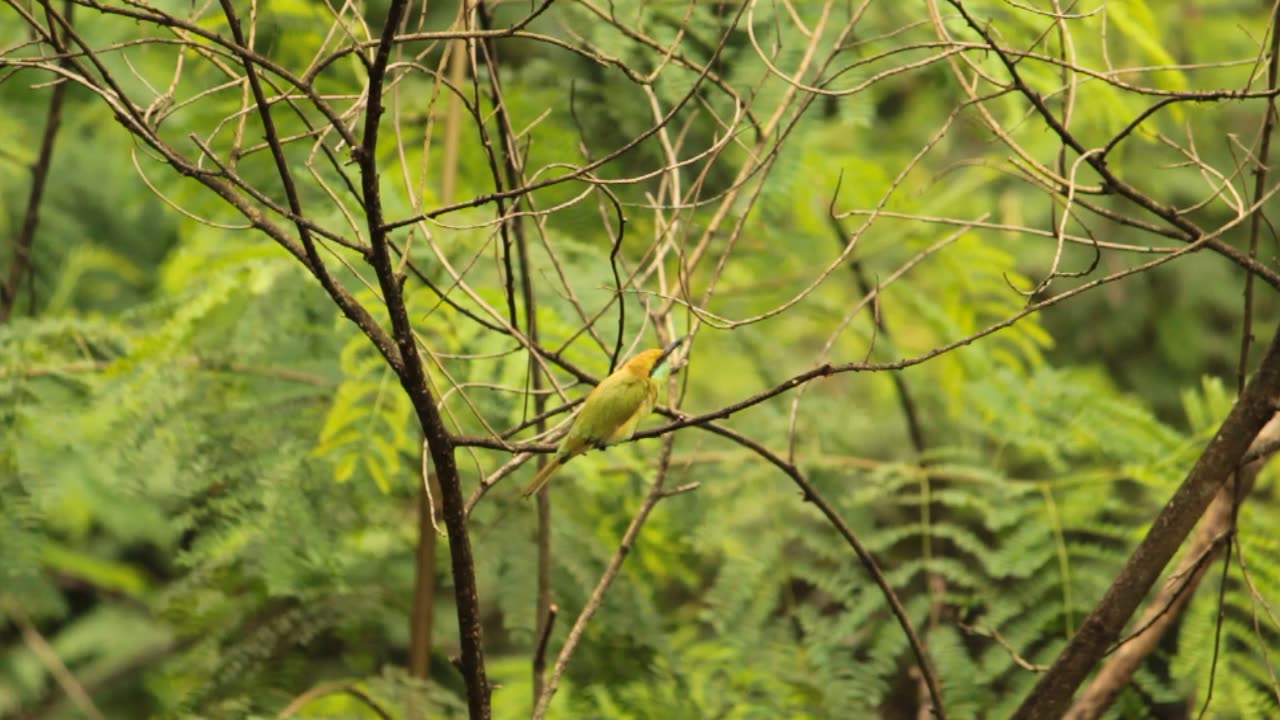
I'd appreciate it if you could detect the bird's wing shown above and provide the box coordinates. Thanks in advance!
[570,374,650,447]
[605,379,657,444]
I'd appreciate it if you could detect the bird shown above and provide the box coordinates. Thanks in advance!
[520,337,685,498]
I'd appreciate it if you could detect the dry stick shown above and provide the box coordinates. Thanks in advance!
[531,602,559,693]
[530,435,678,720]
[1012,324,1280,720]
[439,15,469,206]
[1064,414,1280,720]
[959,623,1048,673]
[512,112,556,704]
[531,400,554,705]
[1,0,71,322]
[1237,0,1280,394]
[277,680,394,720]
[408,466,440,687]
[469,5,519,334]
[28,638,186,718]
[1232,520,1280,706]
[0,595,105,720]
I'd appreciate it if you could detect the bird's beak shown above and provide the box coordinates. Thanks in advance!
[655,335,687,372]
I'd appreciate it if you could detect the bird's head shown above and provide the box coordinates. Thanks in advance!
[624,336,686,378]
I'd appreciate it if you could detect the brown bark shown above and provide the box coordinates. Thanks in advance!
[409,475,440,680]
[1063,415,1280,719]
[1,0,72,322]
[1013,327,1280,719]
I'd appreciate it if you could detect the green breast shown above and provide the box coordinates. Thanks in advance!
[569,375,655,446]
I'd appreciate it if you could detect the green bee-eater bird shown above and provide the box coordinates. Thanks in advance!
[520,337,685,498]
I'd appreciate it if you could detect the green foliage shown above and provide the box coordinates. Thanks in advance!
[5,0,1280,718]
[316,326,415,492]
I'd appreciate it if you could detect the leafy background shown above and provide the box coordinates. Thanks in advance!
[3,0,1280,718]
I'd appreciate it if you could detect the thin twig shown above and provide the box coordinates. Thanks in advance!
[420,439,444,536]
[0,594,106,720]
[960,623,1048,673]
[276,680,394,720]
[1,0,72,322]
[408,464,440,684]
[682,416,948,720]
[530,435,679,719]
[1237,0,1280,393]
[531,602,559,690]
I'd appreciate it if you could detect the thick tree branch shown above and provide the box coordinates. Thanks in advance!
[354,1,490,716]
[1013,324,1280,719]
[1064,414,1280,720]
[1063,8,1280,715]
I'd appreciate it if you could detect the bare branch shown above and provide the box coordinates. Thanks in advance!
[0,594,106,720]
[531,435,681,719]
[0,0,71,323]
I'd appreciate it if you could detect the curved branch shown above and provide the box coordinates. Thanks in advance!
[385,0,749,230]
[685,417,948,720]
[941,0,1280,294]
[276,680,393,720]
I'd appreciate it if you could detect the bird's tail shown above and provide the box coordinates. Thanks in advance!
[520,456,564,498]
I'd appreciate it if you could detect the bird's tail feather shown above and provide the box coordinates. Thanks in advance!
[520,457,563,498]
[521,437,590,498]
